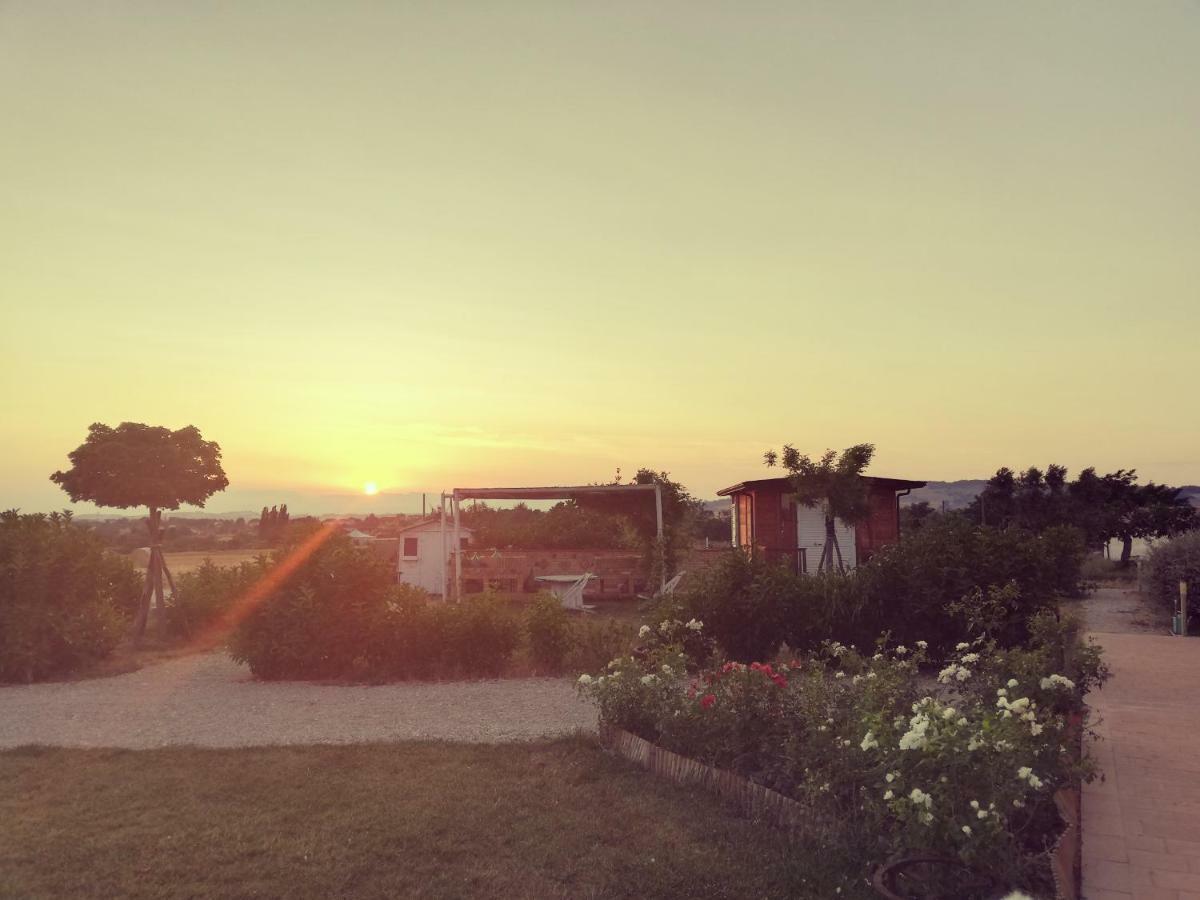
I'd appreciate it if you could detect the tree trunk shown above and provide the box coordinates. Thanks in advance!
[1119,535,1133,568]
[132,507,161,643]
[824,516,843,574]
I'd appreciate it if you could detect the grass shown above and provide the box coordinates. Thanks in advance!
[0,738,862,899]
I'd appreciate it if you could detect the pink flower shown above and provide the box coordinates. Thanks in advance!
[700,694,716,709]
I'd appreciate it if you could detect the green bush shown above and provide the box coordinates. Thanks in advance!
[1143,531,1200,623]
[563,616,636,674]
[525,593,573,673]
[169,557,267,640]
[0,510,141,682]
[229,526,397,680]
[674,519,1087,661]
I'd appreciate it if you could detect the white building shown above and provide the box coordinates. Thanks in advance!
[395,518,472,596]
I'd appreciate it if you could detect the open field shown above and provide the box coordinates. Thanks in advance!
[0,739,852,900]
[160,548,270,574]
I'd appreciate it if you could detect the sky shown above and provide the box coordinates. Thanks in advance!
[2,2,1198,514]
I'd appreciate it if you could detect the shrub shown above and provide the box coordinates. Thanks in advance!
[229,526,397,680]
[525,593,573,673]
[675,520,1088,663]
[563,616,636,674]
[579,622,1107,895]
[440,594,522,678]
[1144,531,1200,623]
[168,557,267,640]
[0,510,141,682]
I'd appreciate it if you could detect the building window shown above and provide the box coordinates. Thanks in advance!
[736,494,754,551]
[403,537,419,558]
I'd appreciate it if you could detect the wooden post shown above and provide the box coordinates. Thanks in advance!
[453,492,463,603]
[440,492,448,600]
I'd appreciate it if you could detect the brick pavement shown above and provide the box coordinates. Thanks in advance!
[1082,588,1200,899]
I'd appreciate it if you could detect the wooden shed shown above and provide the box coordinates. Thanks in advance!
[716,475,926,574]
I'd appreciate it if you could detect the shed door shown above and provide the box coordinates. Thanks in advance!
[795,505,857,572]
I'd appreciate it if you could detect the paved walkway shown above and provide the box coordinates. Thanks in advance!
[0,652,597,749]
[1082,587,1200,899]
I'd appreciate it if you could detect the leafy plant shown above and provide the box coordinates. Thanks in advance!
[0,510,141,682]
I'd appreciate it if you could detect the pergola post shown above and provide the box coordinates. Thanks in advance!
[439,492,448,600]
[452,491,463,602]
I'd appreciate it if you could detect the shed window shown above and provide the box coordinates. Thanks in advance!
[403,537,419,558]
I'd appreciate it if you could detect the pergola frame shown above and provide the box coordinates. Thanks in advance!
[440,483,664,601]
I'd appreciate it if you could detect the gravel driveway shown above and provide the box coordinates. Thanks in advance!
[0,652,597,749]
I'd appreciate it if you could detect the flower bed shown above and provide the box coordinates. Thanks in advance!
[579,614,1106,898]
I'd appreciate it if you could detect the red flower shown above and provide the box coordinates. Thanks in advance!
[772,674,788,688]
[700,693,716,709]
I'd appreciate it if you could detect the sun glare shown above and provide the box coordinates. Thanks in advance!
[363,482,379,496]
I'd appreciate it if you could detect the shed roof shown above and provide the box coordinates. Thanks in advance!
[716,475,927,497]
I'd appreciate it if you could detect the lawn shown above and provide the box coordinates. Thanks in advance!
[161,548,270,574]
[0,738,859,900]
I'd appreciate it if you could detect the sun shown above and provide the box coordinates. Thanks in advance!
[363,482,379,496]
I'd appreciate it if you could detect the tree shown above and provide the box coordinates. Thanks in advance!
[50,422,229,640]
[763,443,876,573]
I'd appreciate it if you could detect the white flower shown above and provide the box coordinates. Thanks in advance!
[960,653,980,664]
[1017,766,1033,781]
[969,800,980,810]
[872,653,883,661]
[961,825,972,836]
[640,674,657,685]
[638,625,651,638]
[955,667,971,682]
[658,620,673,634]
[977,809,989,819]
[685,618,704,631]
[835,671,846,679]
[997,688,1008,698]
[818,725,828,732]
[895,646,908,655]
[885,772,896,783]
[1030,722,1044,736]
[883,789,894,800]
[967,736,983,751]
[860,731,879,751]
[909,788,932,808]
[957,717,968,727]
[1041,674,1076,691]
[956,642,970,651]
[1013,799,1025,809]
[942,707,957,720]
[1007,678,1019,688]
[661,664,672,675]
[866,671,878,680]
[842,739,852,748]
[577,674,593,685]
[851,675,863,685]
[919,811,934,825]
[916,640,928,650]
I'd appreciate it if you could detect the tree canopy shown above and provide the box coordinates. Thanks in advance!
[763,443,876,572]
[50,422,229,511]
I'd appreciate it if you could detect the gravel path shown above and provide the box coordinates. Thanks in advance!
[0,652,597,749]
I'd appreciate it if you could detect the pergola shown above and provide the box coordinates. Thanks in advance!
[439,483,665,601]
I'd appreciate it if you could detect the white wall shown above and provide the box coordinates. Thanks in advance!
[397,527,468,596]
[796,505,856,572]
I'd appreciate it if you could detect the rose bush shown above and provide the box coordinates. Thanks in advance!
[579,620,1107,895]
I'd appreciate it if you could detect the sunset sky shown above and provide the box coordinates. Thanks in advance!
[2,3,1198,514]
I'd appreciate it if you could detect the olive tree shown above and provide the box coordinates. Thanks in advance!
[50,422,229,639]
